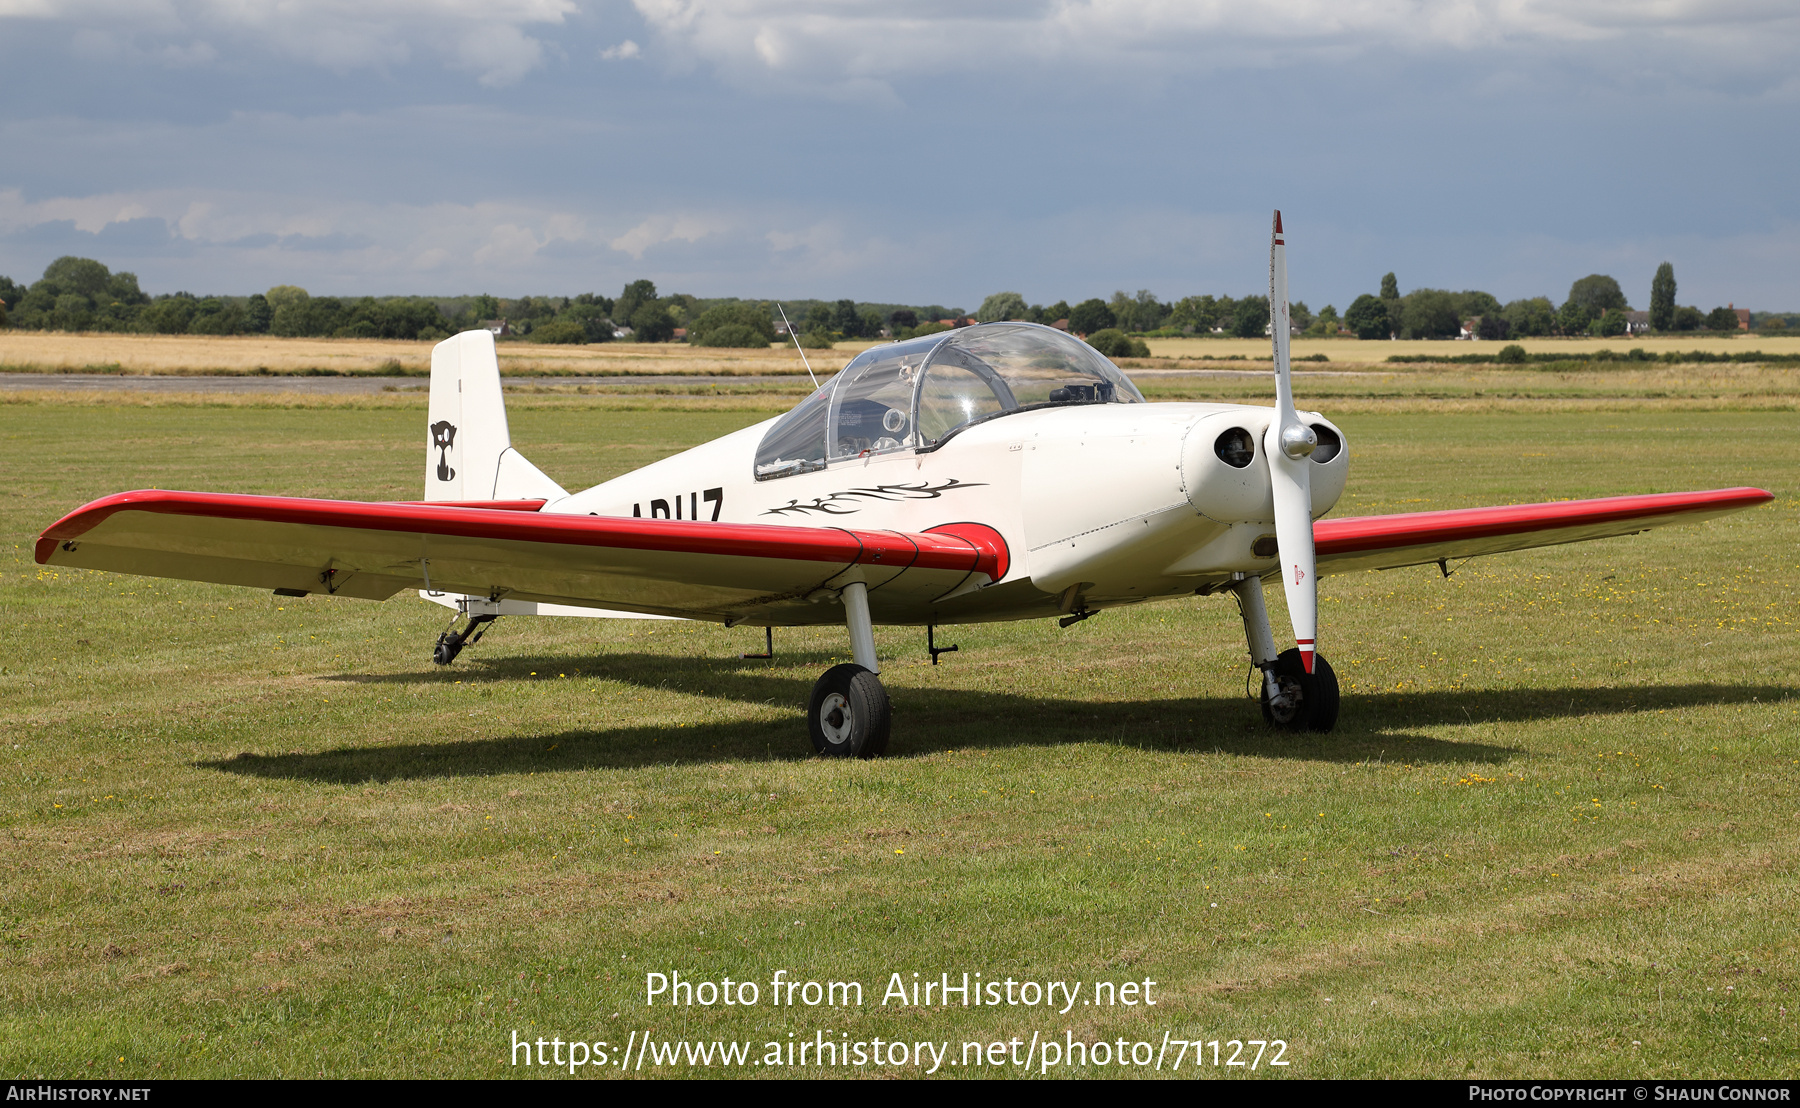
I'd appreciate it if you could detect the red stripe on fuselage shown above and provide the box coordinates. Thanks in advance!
[393,499,547,512]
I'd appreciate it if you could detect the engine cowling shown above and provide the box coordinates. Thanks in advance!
[1179,408,1348,525]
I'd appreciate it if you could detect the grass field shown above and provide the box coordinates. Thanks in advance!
[7,358,1797,419]
[2,381,1796,1079]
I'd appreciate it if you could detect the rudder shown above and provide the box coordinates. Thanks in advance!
[425,330,567,503]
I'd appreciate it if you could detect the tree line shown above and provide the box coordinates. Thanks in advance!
[0,257,970,349]
[0,255,1785,346]
[0,257,617,343]
[975,263,1779,344]
[1336,264,1773,341]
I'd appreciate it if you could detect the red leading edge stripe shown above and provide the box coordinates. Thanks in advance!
[36,490,1010,583]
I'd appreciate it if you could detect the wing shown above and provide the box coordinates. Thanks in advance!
[35,490,1010,624]
[1315,487,1773,575]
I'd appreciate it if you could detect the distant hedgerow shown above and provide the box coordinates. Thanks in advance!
[1085,329,1150,359]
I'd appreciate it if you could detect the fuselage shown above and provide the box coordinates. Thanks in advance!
[545,401,1349,626]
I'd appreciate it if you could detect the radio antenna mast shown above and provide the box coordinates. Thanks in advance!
[777,304,819,389]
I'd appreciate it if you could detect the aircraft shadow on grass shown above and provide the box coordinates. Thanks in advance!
[200,652,1788,784]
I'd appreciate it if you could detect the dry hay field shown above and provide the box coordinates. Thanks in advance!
[5,330,1799,381]
[0,332,882,378]
[1143,333,1800,363]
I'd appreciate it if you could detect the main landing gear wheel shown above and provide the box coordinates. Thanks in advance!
[1260,648,1340,733]
[807,663,891,758]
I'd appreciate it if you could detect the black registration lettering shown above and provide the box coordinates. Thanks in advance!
[630,490,723,520]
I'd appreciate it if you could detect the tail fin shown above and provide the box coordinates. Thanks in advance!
[425,330,567,503]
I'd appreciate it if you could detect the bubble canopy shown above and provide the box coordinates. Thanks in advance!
[754,323,1145,479]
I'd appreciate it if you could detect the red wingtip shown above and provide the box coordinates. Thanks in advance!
[1274,210,1283,233]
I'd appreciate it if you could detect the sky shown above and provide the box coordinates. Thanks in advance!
[1,0,1796,312]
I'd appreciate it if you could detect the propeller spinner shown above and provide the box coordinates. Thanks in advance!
[1263,210,1318,674]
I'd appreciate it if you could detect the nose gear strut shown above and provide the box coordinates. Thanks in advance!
[1227,573,1338,732]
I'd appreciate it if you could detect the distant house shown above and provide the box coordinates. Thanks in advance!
[480,319,511,336]
[773,319,790,336]
[613,326,633,339]
[1731,304,1751,330]
[672,328,688,341]
[1459,318,1479,340]
[1050,318,1070,332]
[1625,311,1650,335]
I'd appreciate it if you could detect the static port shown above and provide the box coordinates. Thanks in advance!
[1215,427,1255,468]
[1310,424,1342,463]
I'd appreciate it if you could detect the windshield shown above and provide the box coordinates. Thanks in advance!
[753,323,1143,479]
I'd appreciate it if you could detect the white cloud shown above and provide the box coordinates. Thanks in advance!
[452,23,547,87]
[472,222,547,267]
[1,185,759,291]
[761,219,912,280]
[601,39,641,60]
[0,0,578,84]
[156,39,218,66]
[8,181,1800,309]
[608,213,728,259]
[630,0,1800,93]
[0,188,155,234]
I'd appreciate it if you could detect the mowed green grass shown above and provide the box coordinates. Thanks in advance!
[1,399,1796,1079]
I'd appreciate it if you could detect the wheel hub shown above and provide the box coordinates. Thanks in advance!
[818,692,853,744]
[1267,675,1303,724]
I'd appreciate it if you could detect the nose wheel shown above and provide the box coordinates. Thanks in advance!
[807,663,891,758]
[1229,574,1340,734]
[1259,648,1339,732]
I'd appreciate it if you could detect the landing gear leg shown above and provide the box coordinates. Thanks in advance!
[1228,574,1338,732]
[806,581,890,757]
[433,611,497,665]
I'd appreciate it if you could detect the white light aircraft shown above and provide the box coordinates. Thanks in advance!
[38,214,1773,756]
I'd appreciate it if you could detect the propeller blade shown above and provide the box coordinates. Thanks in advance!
[1264,210,1319,673]
[1267,437,1317,672]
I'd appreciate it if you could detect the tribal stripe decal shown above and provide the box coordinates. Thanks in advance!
[761,480,988,517]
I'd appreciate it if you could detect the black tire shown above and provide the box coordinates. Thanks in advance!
[807,663,891,758]
[1259,649,1339,733]
[433,634,461,666]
